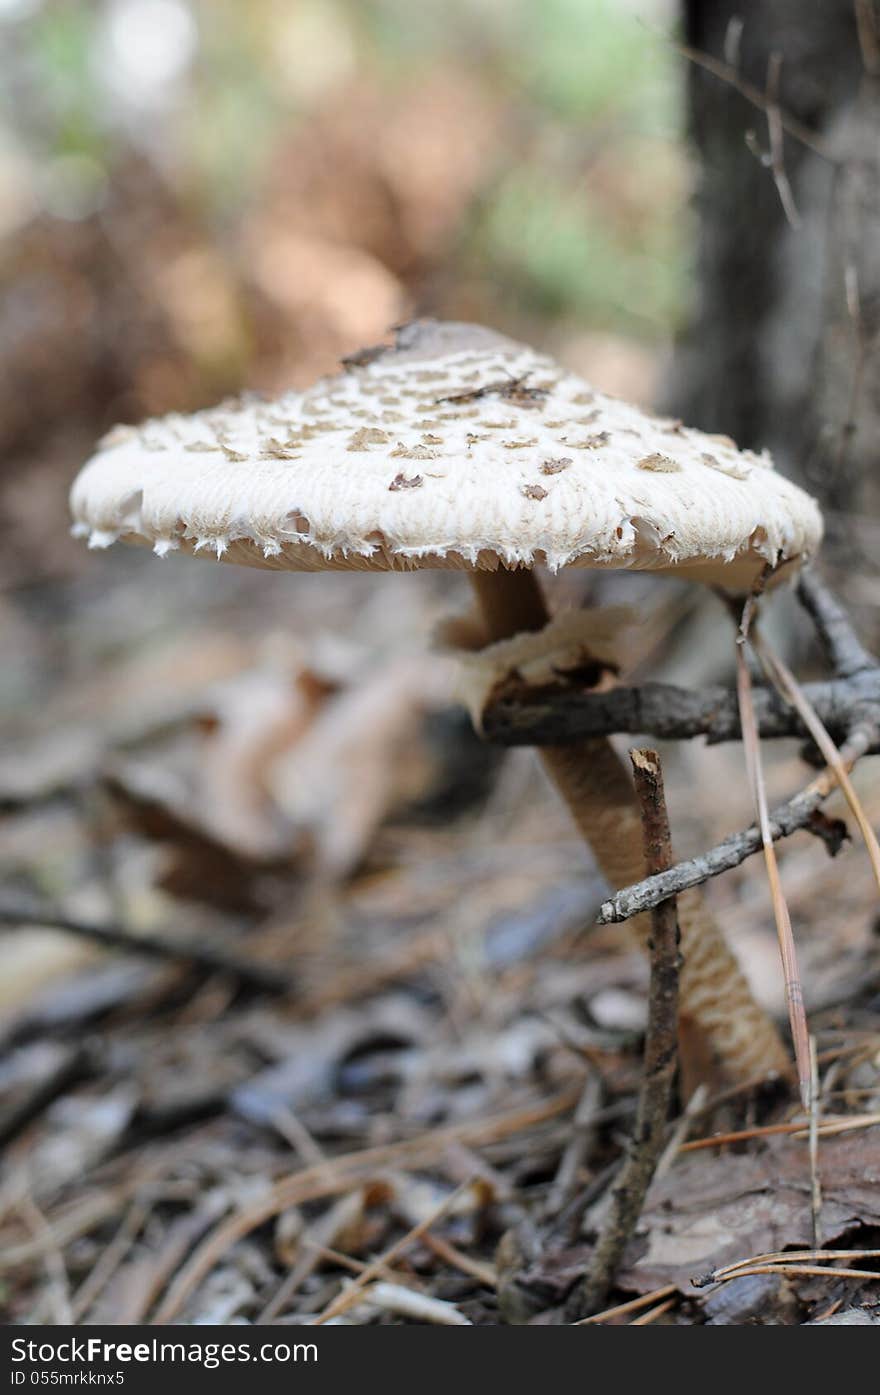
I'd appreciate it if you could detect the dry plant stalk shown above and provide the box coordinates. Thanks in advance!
[470,568,787,1087]
[565,748,680,1322]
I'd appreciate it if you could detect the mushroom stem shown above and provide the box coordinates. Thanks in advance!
[470,565,551,637]
[469,566,788,1086]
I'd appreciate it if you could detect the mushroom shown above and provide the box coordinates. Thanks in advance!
[70,320,823,1086]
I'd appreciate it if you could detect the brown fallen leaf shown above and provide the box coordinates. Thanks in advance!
[268,653,455,880]
[619,1131,880,1296]
[103,763,297,912]
[195,660,339,860]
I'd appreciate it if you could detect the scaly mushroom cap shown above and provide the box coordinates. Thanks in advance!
[70,320,822,588]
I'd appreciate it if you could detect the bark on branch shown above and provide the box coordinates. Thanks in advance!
[481,669,880,750]
[481,571,879,751]
[797,570,878,678]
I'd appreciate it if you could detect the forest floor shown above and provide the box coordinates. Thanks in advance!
[1,541,879,1327]
[3,0,878,1330]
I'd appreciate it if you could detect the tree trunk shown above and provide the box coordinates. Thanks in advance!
[672,0,880,566]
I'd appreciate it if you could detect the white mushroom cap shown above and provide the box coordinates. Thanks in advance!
[70,320,822,589]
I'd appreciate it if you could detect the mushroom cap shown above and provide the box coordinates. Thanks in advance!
[70,320,822,589]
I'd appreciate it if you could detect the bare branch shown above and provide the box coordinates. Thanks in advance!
[597,724,878,925]
[481,571,880,750]
[481,671,880,749]
[476,570,880,938]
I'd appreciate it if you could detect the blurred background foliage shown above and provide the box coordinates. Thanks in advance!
[0,0,693,721]
[0,0,685,539]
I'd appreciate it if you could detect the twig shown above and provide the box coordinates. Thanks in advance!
[19,1196,73,1326]
[707,1247,880,1279]
[597,722,878,924]
[672,37,836,161]
[481,571,880,750]
[748,52,802,228]
[565,750,680,1321]
[798,1110,880,1138]
[833,265,870,489]
[421,1232,497,1290]
[70,1198,150,1322]
[0,902,293,998]
[256,1193,374,1324]
[766,52,801,227]
[359,1281,472,1326]
[655,1082,708,1180]
[797,569,878,678]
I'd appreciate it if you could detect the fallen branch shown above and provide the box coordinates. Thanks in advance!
[565,749,680,1321]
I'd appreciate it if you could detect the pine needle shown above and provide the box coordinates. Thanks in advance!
[629,1296,677,1325]
[735,603,811,1109]
[312,1178,473,1325]
[679,1110,880,1152]
[575,1284,677,1325]
[703,1263,880,1285]
[712,1248,880,1278]
[808,1035,823,1249]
